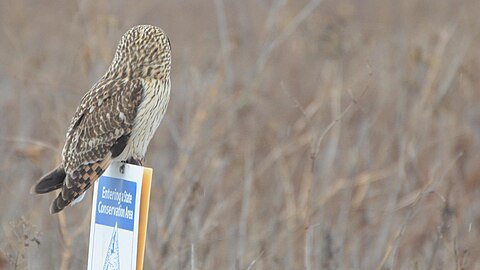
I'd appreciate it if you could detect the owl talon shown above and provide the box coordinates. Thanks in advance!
[126,157,143,166]
[119,163,125,174]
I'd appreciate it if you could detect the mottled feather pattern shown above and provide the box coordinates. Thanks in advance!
[62,79,143,173]
[32,25,171,213]
[51,156,112,213]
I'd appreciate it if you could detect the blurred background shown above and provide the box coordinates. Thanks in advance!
[1,0,480,269]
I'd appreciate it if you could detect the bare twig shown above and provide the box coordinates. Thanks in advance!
[245,250,264,270]
[2,137,59,153]
[310,74,370,172]
[190,243,195,270]
[305,223,321,270]
[213,0,233,90]
[256,0,323,74]
[237,145,255,267]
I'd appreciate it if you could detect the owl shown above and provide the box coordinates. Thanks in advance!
[31,25,171,214]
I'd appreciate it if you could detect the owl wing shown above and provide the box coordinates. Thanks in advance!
[51,78,144,213]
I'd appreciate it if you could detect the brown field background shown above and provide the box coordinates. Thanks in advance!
[1,0,480,269]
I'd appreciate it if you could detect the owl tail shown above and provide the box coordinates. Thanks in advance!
[30,165,66,194]
[50,157,111,214]
[50,189,73,214]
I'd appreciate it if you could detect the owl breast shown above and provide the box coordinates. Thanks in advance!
[113,78,170,162]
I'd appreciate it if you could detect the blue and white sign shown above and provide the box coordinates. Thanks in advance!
[96,176,137,231]
[88,162,144,270]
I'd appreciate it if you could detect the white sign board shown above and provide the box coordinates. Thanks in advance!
[87,162,145,270]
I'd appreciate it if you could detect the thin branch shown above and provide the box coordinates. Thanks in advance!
[311,77,370,172]
[2,137,59,153]
[190,243,195,270]
[256,0,323,75]
[245,250,264,270]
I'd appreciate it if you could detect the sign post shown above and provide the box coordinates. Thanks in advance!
[87,162,152,270]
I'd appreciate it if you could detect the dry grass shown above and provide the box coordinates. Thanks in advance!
[1,0,480,269]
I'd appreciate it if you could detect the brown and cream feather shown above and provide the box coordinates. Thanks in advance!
[31,25,171,214]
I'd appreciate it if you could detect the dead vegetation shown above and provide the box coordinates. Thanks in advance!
[1,0,480,269]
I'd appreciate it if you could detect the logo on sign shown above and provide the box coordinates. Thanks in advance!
[103,223,120,270]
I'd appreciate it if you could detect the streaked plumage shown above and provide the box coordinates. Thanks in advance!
[31,25,171,214]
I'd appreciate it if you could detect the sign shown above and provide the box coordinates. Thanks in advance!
[87,162,152,270]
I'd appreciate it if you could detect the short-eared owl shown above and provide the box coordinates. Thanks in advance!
[31,25,171,214]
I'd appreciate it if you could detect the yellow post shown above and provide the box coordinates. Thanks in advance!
[136,167,152,270]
